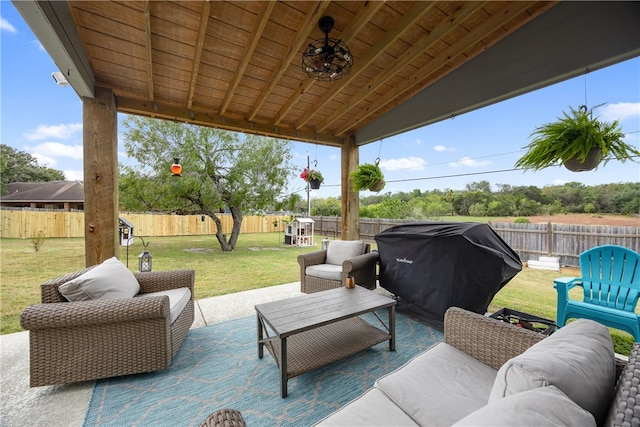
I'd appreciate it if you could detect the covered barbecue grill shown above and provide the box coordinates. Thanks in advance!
[374,222,522,329]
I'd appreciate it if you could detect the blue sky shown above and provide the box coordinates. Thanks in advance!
[2,3,639,200]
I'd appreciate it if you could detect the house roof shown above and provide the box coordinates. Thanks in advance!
[13,1,640,148]
[1,181,84,203]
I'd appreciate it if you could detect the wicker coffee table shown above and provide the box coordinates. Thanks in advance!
[255,286,396,397]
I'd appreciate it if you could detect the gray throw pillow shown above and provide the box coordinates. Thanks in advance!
[489,318,615,424]
[58,257,140,301]
[325,240,366,265]
[455,386,596,426]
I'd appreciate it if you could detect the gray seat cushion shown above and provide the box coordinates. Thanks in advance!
[305,264,343,281]
[375,342,498,426]
[136,287,191,324]
[315,388,418,426]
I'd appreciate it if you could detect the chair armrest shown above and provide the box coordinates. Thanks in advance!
[554,277,582,300]
[135,270,195,295]
[20,296,170,330]
[343,251,379,273]
[444,307,545,370]
[297,250,328,268]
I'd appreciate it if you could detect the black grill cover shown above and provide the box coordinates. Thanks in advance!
[374,222,522,328]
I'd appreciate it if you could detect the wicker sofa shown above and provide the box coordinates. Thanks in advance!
[317,307,638,426]
[298,240,379,293]
[20,265,195,387]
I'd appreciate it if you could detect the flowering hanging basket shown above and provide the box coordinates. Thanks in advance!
[300,167,324,189]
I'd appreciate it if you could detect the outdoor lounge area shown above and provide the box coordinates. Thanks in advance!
[4,1,639,425]
[1,281,304,426]
[4,278,640,426]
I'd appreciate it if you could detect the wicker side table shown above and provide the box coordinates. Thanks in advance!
[200,409,246,427]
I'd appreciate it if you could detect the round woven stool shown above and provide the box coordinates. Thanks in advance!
[200,409,246,427]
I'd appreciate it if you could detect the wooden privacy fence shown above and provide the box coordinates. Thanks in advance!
[0,209,289,239]
[312,216,639,268]
[3,210,638,267]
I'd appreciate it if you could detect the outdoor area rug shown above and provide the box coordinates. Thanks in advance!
[84,313,443,426]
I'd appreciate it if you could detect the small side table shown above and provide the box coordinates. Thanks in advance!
[200,409,246,427]
[490,308,556,335]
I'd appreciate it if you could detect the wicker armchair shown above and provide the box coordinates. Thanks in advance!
[298,241,379,293]
[20,267,195,387]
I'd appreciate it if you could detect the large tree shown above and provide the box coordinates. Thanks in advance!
[0,144,66,194]
[120,117,294,251]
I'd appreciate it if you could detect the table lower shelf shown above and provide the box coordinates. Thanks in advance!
[264,316,391,379]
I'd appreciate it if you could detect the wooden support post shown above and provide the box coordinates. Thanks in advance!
[83,87,119,266]
[341,136,359,240]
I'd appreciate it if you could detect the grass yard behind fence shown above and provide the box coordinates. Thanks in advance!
[0,233,634,354]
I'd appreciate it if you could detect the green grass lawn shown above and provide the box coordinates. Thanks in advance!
[1,233,634,354]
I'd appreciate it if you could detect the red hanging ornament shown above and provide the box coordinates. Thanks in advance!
[171,158,182,177]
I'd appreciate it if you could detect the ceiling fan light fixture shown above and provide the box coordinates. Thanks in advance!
[301,16,353,82]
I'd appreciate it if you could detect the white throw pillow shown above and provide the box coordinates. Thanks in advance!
[454,386,596,426]
[58,257,140,301]
[325,240,365,265]
[489,319,615,424]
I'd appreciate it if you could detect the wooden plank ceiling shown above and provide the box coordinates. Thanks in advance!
[67,1,555,147]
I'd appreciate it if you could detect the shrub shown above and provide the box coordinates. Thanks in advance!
[30,230,47,252]
[514,217,531,224]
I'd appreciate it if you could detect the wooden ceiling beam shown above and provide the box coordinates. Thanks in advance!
[335,1,552,136]
[219,1,275,116]
[274,0,385,127]
[317,1,486,134]
[116,96,344,147]
[246,1,331,122]
[143,1,154,101]
[292,1,437,130]
[187,0,211,110]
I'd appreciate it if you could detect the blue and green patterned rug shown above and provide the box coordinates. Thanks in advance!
[84,313,442,426]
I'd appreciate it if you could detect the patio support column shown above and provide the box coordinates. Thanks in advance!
[82,86,119,266]
[341,135,360,240]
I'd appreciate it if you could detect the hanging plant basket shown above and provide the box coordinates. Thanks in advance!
[515,105,639,172]
[309,178,322,189]
[300,167,324,189]
[351,162,385,192]
[563,148,602,172]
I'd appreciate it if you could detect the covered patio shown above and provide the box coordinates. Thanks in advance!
[11,0,640,267]
[4,1,640,424]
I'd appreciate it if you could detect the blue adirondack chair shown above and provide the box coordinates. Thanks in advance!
[555,245,640,339]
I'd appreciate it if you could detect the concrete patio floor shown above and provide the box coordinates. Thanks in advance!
[0,282,303,427]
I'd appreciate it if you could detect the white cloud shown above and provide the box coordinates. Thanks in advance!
[379,157,426,171]
[25,142,83,160]
[553,179,569,185]
[433,145,455,152]
[598,102,640,122]
[449,157,492,167]
[24,123,83,141]
[64,170,84,181]
[1,18,17,33]
[32,154,57,167]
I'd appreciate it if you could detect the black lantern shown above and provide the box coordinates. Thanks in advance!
[137,236,152,272]
[138,250,152,272]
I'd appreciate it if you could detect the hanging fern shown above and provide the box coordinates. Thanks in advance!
[351,162,385,192]
[515,105,637,171]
